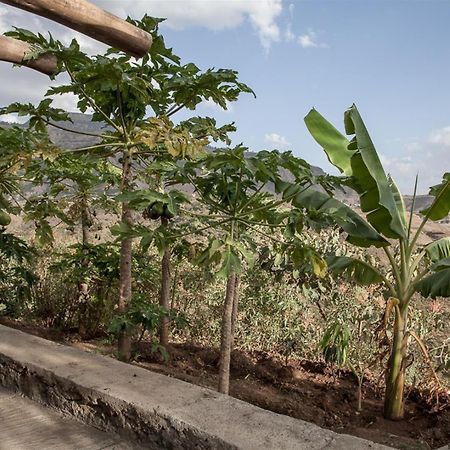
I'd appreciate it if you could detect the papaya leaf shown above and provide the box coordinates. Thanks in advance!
[34,220,54,246]
[232,240,255,268]
[216,248,241,279]
[415,268,450,298]
[115,189,166,210]
[326,256,384,285]
[309,252,327,278]
[209,239,223,258]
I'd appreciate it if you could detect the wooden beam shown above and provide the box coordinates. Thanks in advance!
[0,35,57,75]
[0,0,152,58]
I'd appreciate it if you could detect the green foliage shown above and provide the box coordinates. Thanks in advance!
[108,293,188,359]
[108,295,169,336]
[319,322,351,366]
[305,106,407,239]
[289,188,388,248]
[0,231,36,316]
[304,104,450,419]
[1,14,448,415]
[420,173,450,221]
[424,237,450,263]
[0,100,71,133]
[50,243,121,283]
[415,269,450,299]
[176,146,329,279]
[326,256,383,285]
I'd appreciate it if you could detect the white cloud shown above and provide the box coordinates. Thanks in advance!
[0,113,24,124]
[0,6,7,33]
[429,126,450,147]
[298,30,326,49]
[404,141,421,153]
[284,23,295,42]
[202,98,234,114]
[94,0,283,50]
[380,128,450,194]
[265,132,291,149]
[381,153,414,175]
[50,92,80,112]
[288,3,295,17]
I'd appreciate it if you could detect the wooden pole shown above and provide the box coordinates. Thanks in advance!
[0,0,152,57]
[0,35,57,75]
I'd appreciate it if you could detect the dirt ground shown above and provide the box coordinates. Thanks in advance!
[1,318,449,450]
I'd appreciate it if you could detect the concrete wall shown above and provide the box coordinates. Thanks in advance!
[0,325,392,450]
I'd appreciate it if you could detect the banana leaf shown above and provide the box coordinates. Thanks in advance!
[305,105,407,240]
[431,257,450,272]
[326,255,383,285]
[292,188,388,248]
[420,173,450,221]
[424,237,450,263]
[304,108,354,176]
[415,268,450,298]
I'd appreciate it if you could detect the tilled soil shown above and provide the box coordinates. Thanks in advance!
[131,342,449,450]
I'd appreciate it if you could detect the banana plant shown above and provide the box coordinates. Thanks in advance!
[302,104,450,420]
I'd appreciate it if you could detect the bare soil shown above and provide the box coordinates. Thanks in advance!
[1,318,449,450]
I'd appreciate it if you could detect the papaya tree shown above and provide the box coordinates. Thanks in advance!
[111,115,238,352]
[25,152,120,335]
[2,15,253,361]
[113,183,190,351]
[176,146,325,394]
[302,104,450,420]
[140,119,238,349]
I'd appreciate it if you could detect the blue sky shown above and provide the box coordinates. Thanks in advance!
[1,0,450,193]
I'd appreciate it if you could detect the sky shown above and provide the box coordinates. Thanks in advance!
[1,0,450,194]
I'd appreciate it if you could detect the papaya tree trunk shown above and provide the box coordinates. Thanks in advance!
[218,273,237,394]
[384,306,407,420]
[159,217,171,348]
[118,151,133,362]
[78,194,90,338]
[230,274,240,349]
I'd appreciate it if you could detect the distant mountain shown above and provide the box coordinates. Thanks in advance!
[0,114,445,220]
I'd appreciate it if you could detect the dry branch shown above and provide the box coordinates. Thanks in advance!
[0,0,152,57]
[0,35,57,75]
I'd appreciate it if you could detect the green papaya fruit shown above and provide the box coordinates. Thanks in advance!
[162,204,175,220]
[143,201,160,220]
[0,210,11,227]
[152,202,165,219]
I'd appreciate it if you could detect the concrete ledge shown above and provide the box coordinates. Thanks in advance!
[0,325,391,449]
